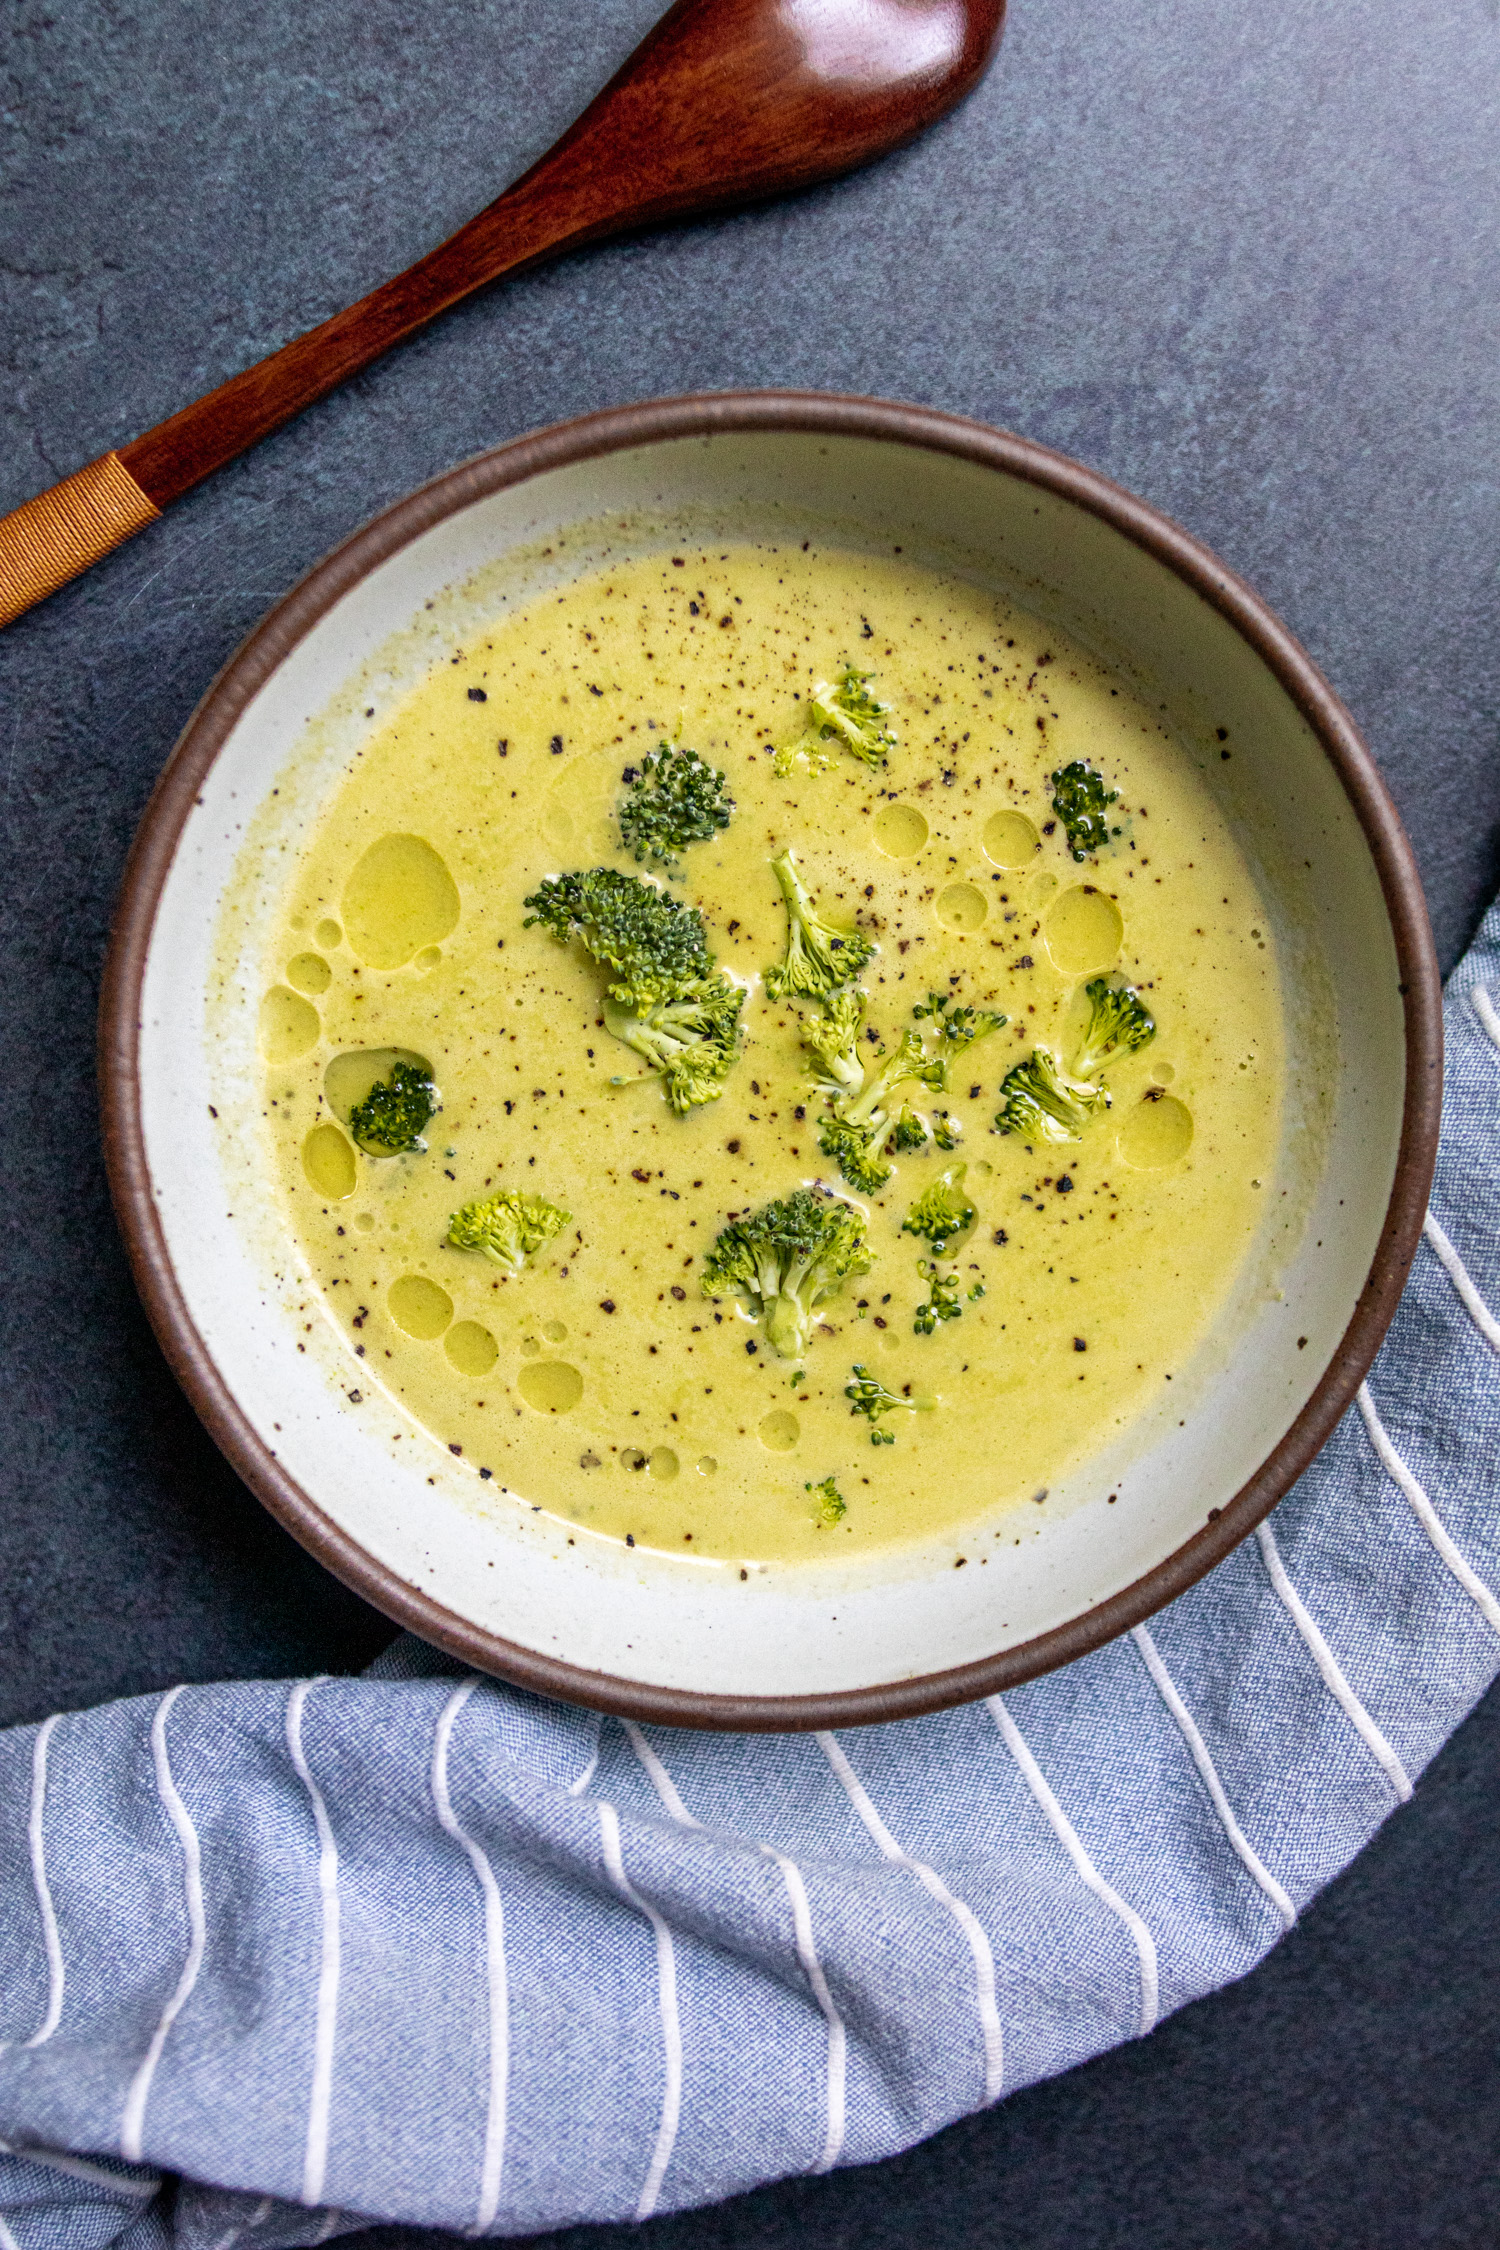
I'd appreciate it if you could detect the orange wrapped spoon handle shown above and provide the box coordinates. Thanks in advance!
[0,453,161,628]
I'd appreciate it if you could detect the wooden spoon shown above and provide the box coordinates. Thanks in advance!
[0,0,1005,629]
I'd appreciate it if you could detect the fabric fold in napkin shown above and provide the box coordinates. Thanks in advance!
[2,900,1498,2249]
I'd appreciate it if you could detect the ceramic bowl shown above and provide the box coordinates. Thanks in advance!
[99,394,1441,1726]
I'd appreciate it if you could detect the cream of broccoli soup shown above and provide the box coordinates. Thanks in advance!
[254,540,1284,1565]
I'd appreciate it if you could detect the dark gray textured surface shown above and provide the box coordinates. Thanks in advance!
[3,0,1498,2240]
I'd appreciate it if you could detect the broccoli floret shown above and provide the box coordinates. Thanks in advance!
[914,1260,963,1336]
[445,1189,570,1275]
[801,987,867,1102]
[901,1163,977,1256]
[807,1475,848,1524]
[524,867,743,1110]
[815,1028,942,1193]
[618,739,733,871]
[775,667,897,777]
[932,1111,962,1152]
[602,982,745,1114]
[912,990,1008,1085]
[994,1047,1110,1144]
[523,866,716,1012]
[1072,977,1157,1078]
[764,849,876,999]
[1050,761,1121,861]
[701,1186,872,1358]
[845,1362,936,1445]
[347,1062,438,1157]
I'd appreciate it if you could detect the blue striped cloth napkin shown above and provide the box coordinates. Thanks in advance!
[2,900,1497,2250]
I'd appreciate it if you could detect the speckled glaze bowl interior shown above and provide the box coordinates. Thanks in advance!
[100,395,1440,1727]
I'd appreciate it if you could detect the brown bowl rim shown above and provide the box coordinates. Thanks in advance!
[98,390,1443,1730]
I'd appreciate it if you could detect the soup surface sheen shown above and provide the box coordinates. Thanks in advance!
[256,541,1284,1566]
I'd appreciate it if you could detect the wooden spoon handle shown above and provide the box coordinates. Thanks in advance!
[0,178,576,628]
[1,0,1005,629]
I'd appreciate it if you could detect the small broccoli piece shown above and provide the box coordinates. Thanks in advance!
[815,1028,942,1194]
[618,739,733,871]
[523,866,716,1012]
[914,1260,963,1336]
[701,1186,872,1358]
[1072,977,1157,1078]
[994,1047,1110,1144]
[845,1362,936,1445]
[445,1190,570,1276]
[775,667,897,776]
[912,990,1008,1085]
[1050,761,1121,860]
[801,986,867,1102]
[932,1111,962,1152]
[525,867,743,1110]
[816,1113,898,1195]
[764,849,876,999]
[807,1475,848,1524]
[347,1062,438,1157]
[902,1163,977,1256]
[887,1107,932,1154]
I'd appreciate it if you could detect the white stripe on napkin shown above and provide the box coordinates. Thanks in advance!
[624,1724,847,2175]
[0,2142,161,2199]
[1130,1626,1296,1927]
[818,1731,1004,2102]
[1357,1384,1500,1634]
[1422,1213,1500,1356]
[1255,1522,1412,1801]
[1471,983,1500,1054]
[285,1682,341,2209]
[597,1801,681,2221]
[120,1689,206,2163]
[24,1715,64,2048]
[431,1680,509,2232]
[988,1698,1159,2035]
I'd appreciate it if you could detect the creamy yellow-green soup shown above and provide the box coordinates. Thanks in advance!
[256,541,1284,1565]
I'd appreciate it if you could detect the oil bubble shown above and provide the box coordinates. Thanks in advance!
[413,947,443,972]
[872,803,928,858]
[314,919,343,949]
[758,1410,800,1452]
[1043,885,1124,975]
[697,1456,718,1475]
[542,751,616,858]
[542,1320,568,1344]
[259,987,319,1063]
[287,953,332,996]
[342,834,459,969]
[445,1321,498,1376]
[648,1447,679,1480]
[1117,1095,1194,1169]
[982,810,1040,869]
[388,1274,453,1339]
[935,881,987,933]
[302,1123,356,1201]
[517,1360,583,1413]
